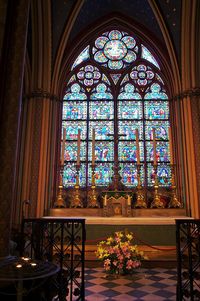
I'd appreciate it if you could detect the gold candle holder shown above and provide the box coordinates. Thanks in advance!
[134,163,146,208]
[70,164,83,208]
[54,164,66,208]
[87,164,99,208]
[151,164,164,208]
[168,164,181,208]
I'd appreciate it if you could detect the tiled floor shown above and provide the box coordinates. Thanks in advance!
[85,267,177,300]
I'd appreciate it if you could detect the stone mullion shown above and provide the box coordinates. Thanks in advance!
[0,0,30,257]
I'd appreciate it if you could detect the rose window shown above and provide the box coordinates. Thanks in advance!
[93,30,138,70]
[77,65,101,86]
[130,64,154,86]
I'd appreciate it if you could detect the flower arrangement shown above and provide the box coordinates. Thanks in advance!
[96,230,148,275]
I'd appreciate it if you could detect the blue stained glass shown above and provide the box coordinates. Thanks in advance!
[95,36,109,49]
[110,74,121,85]
[121,74,129,85]
[63,163,86,187]
[94,50,108,63]
[63,121,87,140]
[108,60,123,69]
[118,101,142,119]
[89,101,114,119]
[123,50,136,63]
[146,141,169,162]
[109,30,122,40]
[118,142,144,162]
[77,65,101,87]
[147,164,171,187]
[88,141,114,161]
[88,163,113,186]
[144,83,168,99]
[62,101,87,119]
[63,84,87,100]
[144,101,169,119]
[122,36,136,49]
[118,121,143,140]
[119,163,144,187]
[71,46,90,70]
[102,74,110,85]
[91,83,113,99]
[89,121,113,140]
[145,121,169,140]
[64,142,86,162]
[141,44,160,69]
[118,84,141,99]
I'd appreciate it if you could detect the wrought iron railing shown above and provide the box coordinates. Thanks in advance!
[21,217,86,301]
[176,219,200,301]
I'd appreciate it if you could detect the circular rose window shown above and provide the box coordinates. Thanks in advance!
[104,40,127,60]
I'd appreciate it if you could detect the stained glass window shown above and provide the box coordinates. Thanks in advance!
[62,29,171,190]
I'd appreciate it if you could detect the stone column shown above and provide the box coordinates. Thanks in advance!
[0,0,30,257]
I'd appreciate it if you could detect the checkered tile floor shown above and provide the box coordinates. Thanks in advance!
[85,267,177,300]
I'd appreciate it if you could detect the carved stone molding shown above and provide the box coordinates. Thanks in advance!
[24,89,60,102]
[172,87,200,101]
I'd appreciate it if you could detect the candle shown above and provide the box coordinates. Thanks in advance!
[104,194,107,206]
[77,129,81,165]
[61,128,66,165]
[127,195,131,206]
[92,128,95,165]
[135,129,140,164]
[152,128,157,165]
[168,127,173,164]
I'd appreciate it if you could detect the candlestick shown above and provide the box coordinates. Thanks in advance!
[135,128,140,164]
[77,129,81,166]
[92,128,95,165]
[152,128,157,165]
[168,127,173,165]
[61,128,66,165]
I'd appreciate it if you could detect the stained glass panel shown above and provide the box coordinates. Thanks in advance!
[145,121,169,140]
[122,36,136,49]
[62,102,87,120]
[88,142,114,161]
[71,45,90,70]
[147,164,171,187]
[141,44,160,69]
[118,142,144,162]
[118,83,141,99]
[118,121,143,140]
[89,121,113,140]
[119,163,144,187]
[63,163,86,187]
[91,83,113,99]
[64,142,86,162]
[63,121,87,140]
[63,84,87,100]
[77,65,101,87]
[146,141,169,162]
[118,101,142,119]
[144,83,168,99]
[88,163,113,186]
[89,101,114,119]
[144,101,169,119]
